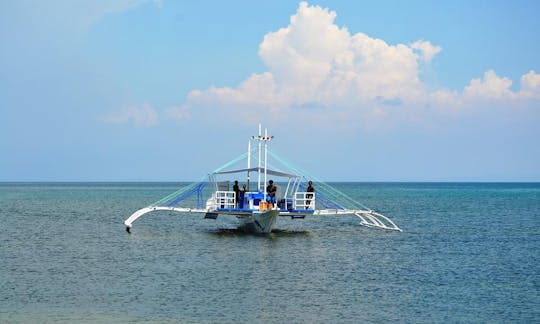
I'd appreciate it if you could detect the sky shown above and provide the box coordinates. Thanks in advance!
[1,0,539,182]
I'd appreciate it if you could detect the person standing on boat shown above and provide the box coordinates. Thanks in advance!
[266,180,277,206]
[233,180,240,208]
[306,180,314,209]
[239,184,247,209]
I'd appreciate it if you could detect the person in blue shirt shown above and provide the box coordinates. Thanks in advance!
[239,184,246,208]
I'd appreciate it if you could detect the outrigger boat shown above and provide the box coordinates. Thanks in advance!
[124,125,402,234]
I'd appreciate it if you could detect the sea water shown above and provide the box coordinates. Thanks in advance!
[1,182,538,323]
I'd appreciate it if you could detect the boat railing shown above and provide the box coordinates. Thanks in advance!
[294,192,315,210]
[215,191,236,209]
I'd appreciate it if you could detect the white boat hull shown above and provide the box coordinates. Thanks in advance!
[238,209,279,233]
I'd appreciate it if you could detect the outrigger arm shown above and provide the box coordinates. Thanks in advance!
[124,206,401,233]
[315,209,402,232]
[124,206,208,233]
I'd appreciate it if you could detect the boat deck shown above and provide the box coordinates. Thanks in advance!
[214,207,315,216]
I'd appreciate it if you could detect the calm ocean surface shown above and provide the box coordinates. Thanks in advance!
[1,182,538,323]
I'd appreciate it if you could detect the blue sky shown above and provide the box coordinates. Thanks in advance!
[1,0,539,181]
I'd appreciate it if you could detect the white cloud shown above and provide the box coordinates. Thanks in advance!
[463,70,513,100]
[174,1,537,128]
[258,1,350,99]
[410,40,442,63]
[104,102,158,127]
[184,1,430,117]
[518,70,540,98]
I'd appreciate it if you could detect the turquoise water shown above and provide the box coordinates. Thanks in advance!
[1,182,539,323]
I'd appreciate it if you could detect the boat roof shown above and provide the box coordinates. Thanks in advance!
[211,166,300,178]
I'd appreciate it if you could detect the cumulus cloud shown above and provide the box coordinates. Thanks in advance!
[179,1,430,119]
[463,70,513,100]
[104,102,158,127]
[410,40,442,63]
[172,1,538,127]
[519,70,540,98]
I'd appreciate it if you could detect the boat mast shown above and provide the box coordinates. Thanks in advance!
[263,128,268,201]
[257,124,262,191]
[246,140,251,191]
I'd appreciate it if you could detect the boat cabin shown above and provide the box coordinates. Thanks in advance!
[206,167,316,214]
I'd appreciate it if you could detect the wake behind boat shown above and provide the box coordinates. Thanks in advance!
[124,125,401,234]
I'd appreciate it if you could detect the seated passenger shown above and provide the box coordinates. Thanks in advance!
[306,180,315,209]
[266,180,277,205]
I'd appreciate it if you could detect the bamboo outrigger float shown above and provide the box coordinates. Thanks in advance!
[124,125,401,233]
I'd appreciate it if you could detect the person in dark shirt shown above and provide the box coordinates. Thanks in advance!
[306,180,314,209]
[233,180,240,207]
[266,180,277,205]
